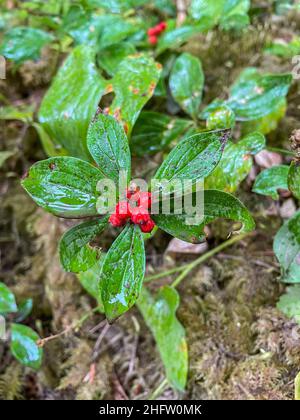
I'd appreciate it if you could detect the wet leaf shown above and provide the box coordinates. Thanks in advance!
[0,26,54,65]
[202,68,292,121]
[100,224,145,322]
[15,299,33,323]
[87,114,131,183]
[97,42,136,76]
[169,53,204,119]
[153,189,255,243]
[38,45,108,161]
[137,286,188,391]
[206,105,236,130]
[288,161,300,200]
[205,132,265,192]
[157,24,201,55]
[277,285,300,323]
[108,54,162,136]
[21,157,104,218]
[274,210,300,283]
[154,130,230,183]
[0,282,17,314]
[94,0,148,13]
[77,257,105,311]
[131,111,193,156]
[220,0,250,29]
[10,324,43,369]
[59,217,109,273]
[252,165,289,199]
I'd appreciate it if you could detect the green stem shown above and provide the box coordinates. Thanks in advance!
[145,232,251,285]
[266,146,294,156]
[148,378,169,400]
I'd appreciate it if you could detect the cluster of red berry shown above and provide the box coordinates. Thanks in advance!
[109,190,155,233]
[147,21,167,45]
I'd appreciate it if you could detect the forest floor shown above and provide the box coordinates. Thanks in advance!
[0,10,300,400]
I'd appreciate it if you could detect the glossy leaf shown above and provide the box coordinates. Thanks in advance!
[38,46,108,161]
[205,132,265,192]
[98,15,140,49]
[59,217,109,273]
[157,25,201,55]
[0,282,17,314]
[288,161,300,200]
[274,210,300,283]
[154,130,230,182]
[189,0,225,26]
[153,189,255,243]
[131,111,194,156]
[108,54,162,136]
[137,286,188,391]
[220,0,250,29]
[206,105,236,130]
[10,323,43,369]
[0,26,54,65]
[277,285,300,323]
[21,157,104,218]
[77,257,105,312]
[202,68,292,122]
[252,165,289,200]
[15,299,33,323]
[227,68,292,121]
[100,224,145,322]
[87,114,131,183]
[94,0,148,13]
[169,53,204,119]
[97,42,136,76]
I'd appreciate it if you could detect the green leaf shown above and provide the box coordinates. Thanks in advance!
[220,0,250,30]
[288,161,300,200]
[15,299,33,323]
[206,105,236,130]
[265,37,300,58]
[202,68,292,122]
[21,157,104,218]
[32,123,68,158]
[227,68,292,121]
[137,286,188,391]
[157,24,201,55]
[205,132,265,192]
[98,15,140,49]
[59,217,109,273]
[108,54,162,136]
[10,323,43,369]
[0,26,54,65]
[100,224,145,322]
[38,45,108,161]
[131,111,193,156]
[87,114,131,183]
[97,42,136,76]
[169,53,204,119]
[0,105,34,123]
[153,189,255,243]
[274,211,300,283]
[93,0,148,13]
[189,0,225,26]
[0,282,17,314]
[277,285,300,323]
[296,372,300,400]
[252,165,289,200]
[77,257,105,311]
[154,130,230,182]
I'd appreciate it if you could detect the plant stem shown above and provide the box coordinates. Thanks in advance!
[37,305,102,347]
[148,378,169,400]
[266,146,294,156]
[145,232,251,285]
[171,232,250,288]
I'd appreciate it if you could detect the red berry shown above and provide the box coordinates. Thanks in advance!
[139,192,152,210]
[147,27,158,36]
[130,206,149,224]
[158,22,167,31]
[115,201,130,220]
[140,218,155,233]
[109,214,126,227]
[148,35,158,45]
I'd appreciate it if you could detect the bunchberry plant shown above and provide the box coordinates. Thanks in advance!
[21,113,255,324]
[0,283,42,369]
